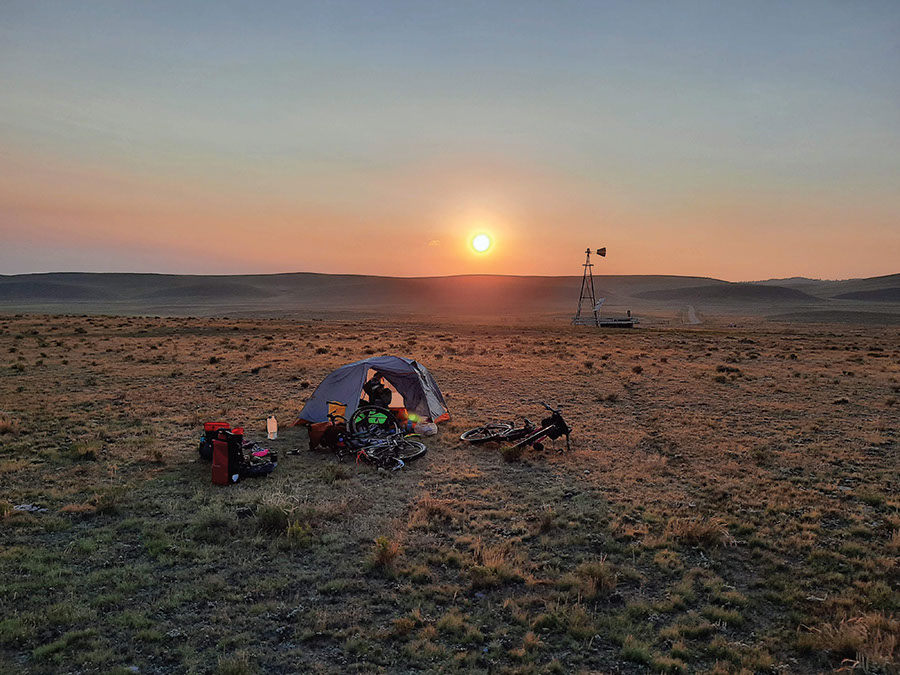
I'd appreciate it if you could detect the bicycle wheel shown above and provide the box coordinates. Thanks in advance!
[350,406,400,437]
[460,422,512,444]
[393,439,427,462]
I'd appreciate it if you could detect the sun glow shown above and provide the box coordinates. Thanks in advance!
[471,233,492,253]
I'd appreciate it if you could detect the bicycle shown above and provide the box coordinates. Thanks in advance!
[461,402,571,452]
[326,408,426,470]
[350,432,427,471]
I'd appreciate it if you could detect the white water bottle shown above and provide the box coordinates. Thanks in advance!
[267,416,278,440]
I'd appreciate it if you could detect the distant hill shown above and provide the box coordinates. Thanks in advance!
[767,310,900,326]
[0,271,897,324]
[753,277,823,286]
[833,287,900,302]
[635,283,820,303]
[140,281,276,301]
[755,274,900,299]
[0,280,115,301]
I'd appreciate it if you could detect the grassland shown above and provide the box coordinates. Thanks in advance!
[0,315,897,674]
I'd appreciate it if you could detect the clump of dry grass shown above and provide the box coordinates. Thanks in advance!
[469,539,523,589]
[0,415,21,435]
[371,535,401,570]
[391,609,423,638]
[501,444,525,462]
[409,494,461,528]
[320,463,349,484]
[509,630,544,661]
[798,613,899,671]
[70,441,101,461]
[436,609,483,643]
[90,488,125,515]
[285,520,315,548]
[574,556,618,599]
[888,530,900,552]
[60,503,98,516]
[257,502,290,534]
[664,516,733,547]
[537,507,557,533]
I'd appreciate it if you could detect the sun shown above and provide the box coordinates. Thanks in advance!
[471,233,492,253]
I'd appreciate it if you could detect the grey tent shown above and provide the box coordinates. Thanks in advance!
[296,355,450,425]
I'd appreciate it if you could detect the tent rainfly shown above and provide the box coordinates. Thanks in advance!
[295,355,450,425]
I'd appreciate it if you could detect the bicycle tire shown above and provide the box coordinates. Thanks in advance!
[460,422,512,444]
[393,439,427,462]
[350,405,400,437]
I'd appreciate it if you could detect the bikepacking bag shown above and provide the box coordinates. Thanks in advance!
[308,421,347,451]
[212,428,245,485]
[543,416,564,440]
[199,422,231,460]
[203,422,278,484]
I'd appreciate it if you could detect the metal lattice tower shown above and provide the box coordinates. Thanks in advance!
[573,247,606,326]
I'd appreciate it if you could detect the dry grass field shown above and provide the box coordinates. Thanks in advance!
[0,314,897,674]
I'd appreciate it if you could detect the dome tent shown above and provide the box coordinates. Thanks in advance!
[295,355,450,425]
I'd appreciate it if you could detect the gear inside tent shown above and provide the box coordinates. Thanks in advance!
[294,355,450,425]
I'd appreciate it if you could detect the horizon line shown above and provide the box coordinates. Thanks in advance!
[2,270,895,284]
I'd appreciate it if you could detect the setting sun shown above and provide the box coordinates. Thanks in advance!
[471,233,492,253]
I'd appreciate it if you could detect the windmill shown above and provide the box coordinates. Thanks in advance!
[572,247,606,326]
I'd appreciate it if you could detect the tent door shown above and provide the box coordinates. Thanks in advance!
[365,368,404,408]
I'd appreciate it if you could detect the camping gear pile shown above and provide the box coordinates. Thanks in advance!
[198,422,278,485]
[198,355,450,482]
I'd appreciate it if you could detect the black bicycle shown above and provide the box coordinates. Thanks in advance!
[349,432,427,470]
[326,407,426,470]
[461,403,571,451]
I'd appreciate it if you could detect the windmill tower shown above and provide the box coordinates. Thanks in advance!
[572,247,606,326]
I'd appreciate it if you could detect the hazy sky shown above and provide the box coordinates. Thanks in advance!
[1,1,898,279]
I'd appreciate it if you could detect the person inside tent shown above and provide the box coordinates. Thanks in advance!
[362,372,393,409]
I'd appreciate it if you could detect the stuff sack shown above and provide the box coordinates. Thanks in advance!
[416,422,438,436]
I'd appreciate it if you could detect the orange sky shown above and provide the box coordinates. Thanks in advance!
[1,3,898,280]
[3,143,896,281]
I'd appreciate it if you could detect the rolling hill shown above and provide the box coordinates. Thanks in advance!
[0,271,898,324]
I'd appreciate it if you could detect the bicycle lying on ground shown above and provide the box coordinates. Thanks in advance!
[326,405,427,470]
[343,431,427,471]
[460,402,571,451]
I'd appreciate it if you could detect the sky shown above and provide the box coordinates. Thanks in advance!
[1,1,898,280]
